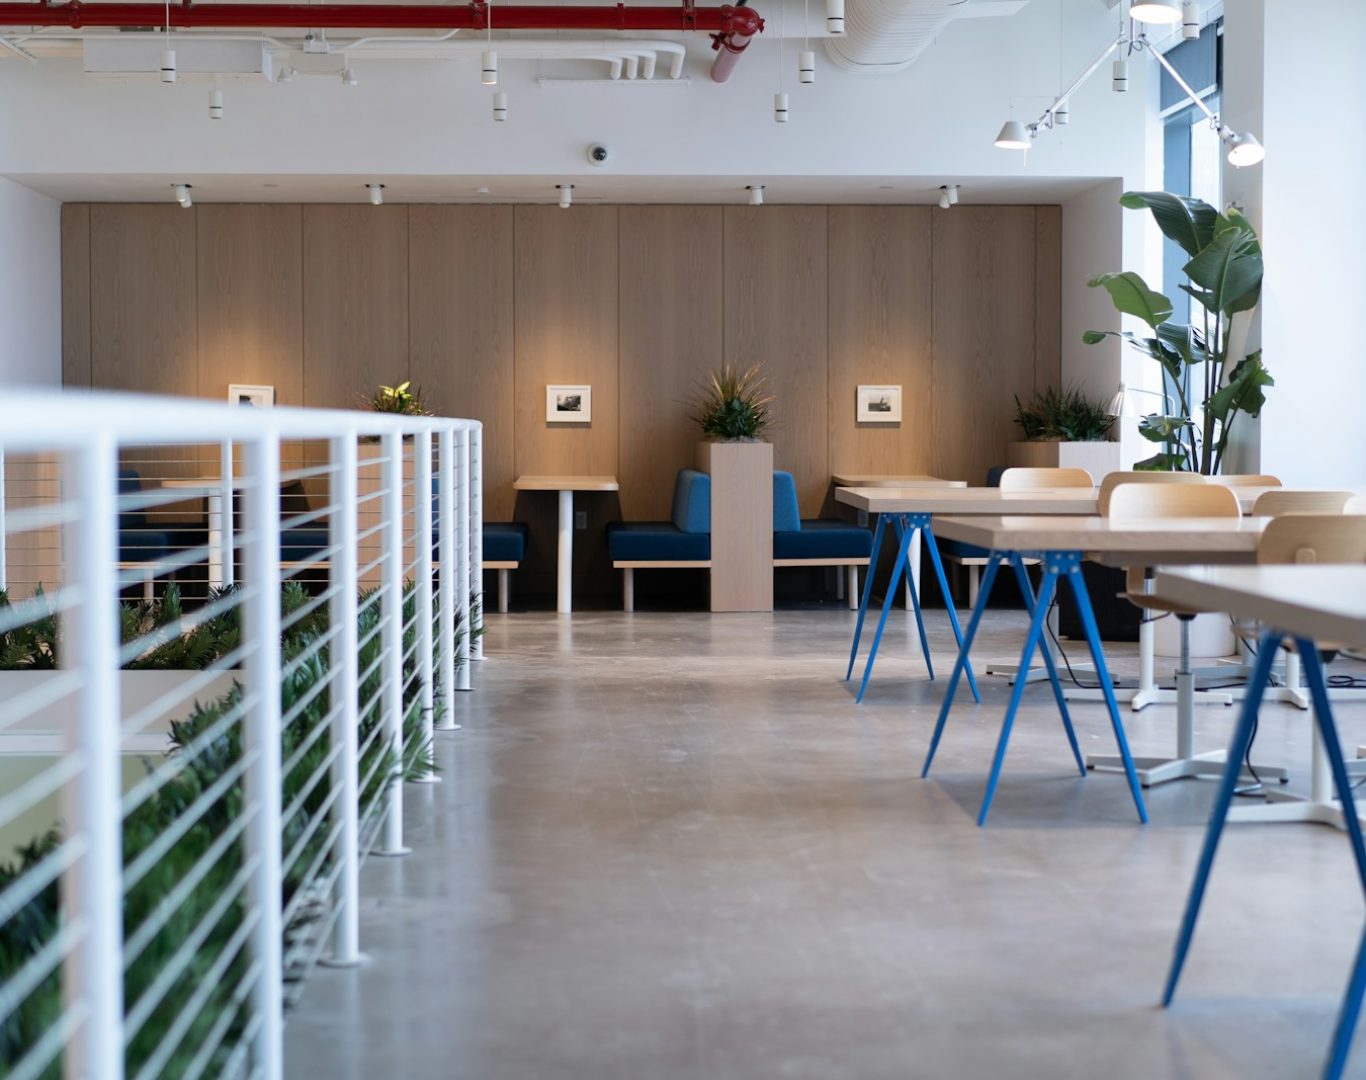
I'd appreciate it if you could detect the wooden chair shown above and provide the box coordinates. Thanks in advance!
[1098,470,1204,516]
[1345,495,1366,514]
[1219,474,1283,487]
[997,466,1094,491]
[1252,490,1356,516]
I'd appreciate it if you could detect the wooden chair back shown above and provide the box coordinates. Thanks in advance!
[997,467,1094,491]
[1251,490,1355,516]
[1219,474,1283,487]
[1107,482,1240,521]
[1258,515,1366,565]
[1098,470,1205,516]
[1345,495,1366,514]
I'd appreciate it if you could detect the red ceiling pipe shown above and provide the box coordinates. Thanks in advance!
[708,0,757,82]
[0,1,764,33]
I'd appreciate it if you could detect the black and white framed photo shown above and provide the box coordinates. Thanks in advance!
[228,384,275,408]
[856,385,901,424]
[546,385,592,423]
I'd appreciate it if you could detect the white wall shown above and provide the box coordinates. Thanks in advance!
[0,177,61,388]
[1223,0,1366,487]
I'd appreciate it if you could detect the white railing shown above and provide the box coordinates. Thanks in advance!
[0,390,483,1080]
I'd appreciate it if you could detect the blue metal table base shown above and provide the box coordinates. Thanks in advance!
[844,512,980,705]
[921,549,1149,827]
[1162,630,1366,1080]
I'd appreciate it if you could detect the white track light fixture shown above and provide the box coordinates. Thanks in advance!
[173,183,192,208]
[994,120,1032,150]
[798,50,815,84]
[774,92,789,123]
[208,89,223,120]
[367,183,384,206]
[1112,57,1128,92]
[1224,131,1265,167]
[481,50,499,85]
[1054,101,1069,125]
[492,92,508,122]
[826,0,844,34]
[947,184,959,205]
[1129,0,1180,24]
[747,184,764,206]
[160,47,176,82]
[557,184,573,209]
[1182,1,1200,40]
[938,187,951,210]
[341,67,357,86]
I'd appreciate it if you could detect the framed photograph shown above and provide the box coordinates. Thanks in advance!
[228,384,275,408]
[856,385,901,424]
[546,385,592,424]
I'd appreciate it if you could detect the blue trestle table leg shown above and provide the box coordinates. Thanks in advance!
[924,523,981,704]
[855,516,912,704]
[922,552,1003,778]
[1299,642,1366,888]
[846,512,888,681]
[1009,554,1084,775]
[1327,925,1366,1080]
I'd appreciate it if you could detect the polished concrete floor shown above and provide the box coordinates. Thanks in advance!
[285,608,1366,1079]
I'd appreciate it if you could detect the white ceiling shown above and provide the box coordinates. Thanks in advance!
[9,172,1114,205]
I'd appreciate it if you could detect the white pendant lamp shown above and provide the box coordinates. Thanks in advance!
[826,0,844,34]
[160,48,176,83]
[994,120,1031,150]
[208,89,223,120]
[798,50,815,84]
[774,92,789,123]
[1129,0,1181,25]
[1225,132,1265,167]
[1181,1,1200,39]
[481,50,499,85]
[492,92,508,122]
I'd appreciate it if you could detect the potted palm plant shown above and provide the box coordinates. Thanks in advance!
[1007,385,1120,479]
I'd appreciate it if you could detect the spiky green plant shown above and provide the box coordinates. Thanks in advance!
[688,363,775,441]
[1013,385,1116,443]
[367,380,431,417]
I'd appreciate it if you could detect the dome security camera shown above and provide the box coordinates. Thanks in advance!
[588,144,610,167]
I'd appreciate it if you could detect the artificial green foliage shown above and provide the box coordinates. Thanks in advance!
[367,380,431,417]
[689,363,775,441]
[0,578,464,1076]
[1085,190,1273,473]
[1013,386,1116,443]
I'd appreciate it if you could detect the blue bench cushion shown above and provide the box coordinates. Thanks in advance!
[775,520,872,560]
[281,529,329,562]
[772,471,802,532]
[119,532,171,562]
[484,523,528,563]
[936,538,991,561]
[607,522,710,562]
[671,469,710,534]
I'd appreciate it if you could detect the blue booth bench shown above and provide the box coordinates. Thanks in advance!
[772,471,873,610]
[483,523,529,613]
[607,469,711,613]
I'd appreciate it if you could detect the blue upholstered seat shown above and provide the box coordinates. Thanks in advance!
[771,470,872,560]
[117,470,172,563]
[281,529,330,562]
[484,522,528,563]
[937,467,1004,561]
[607,469,711,562]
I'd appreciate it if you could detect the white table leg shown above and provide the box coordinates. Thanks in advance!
[207,491,224,590]
[557,488,573,615]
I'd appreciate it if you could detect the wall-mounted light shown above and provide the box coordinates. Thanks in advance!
[747,184,764,206]
[367,183,384,206]
[1129,0,1181,25]
[994,120,1032,150]
[1224,131,1265,167]
[557,184,573,209]
[208,89,223,120]
[481,50,499,85]
[173,183,192,208]
[340,67,357,86]
[493,92,508,122]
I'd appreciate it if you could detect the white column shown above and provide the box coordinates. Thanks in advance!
[240,433,284,1079]
[377,430,409,856]
[557,488,574,614]
[62,435,124,1080]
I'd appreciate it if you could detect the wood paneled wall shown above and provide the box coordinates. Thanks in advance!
[61,202,1062,540]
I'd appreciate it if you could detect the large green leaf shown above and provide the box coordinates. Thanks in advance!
[1155,322,1206,366]
[1088,272,1173,330]
[1133,451,1191,472]
[1120,191,1219,257]
[1207,350,1274,422]
[1138,413,1192,444]
[1083,328,1183,384]
[1183,226,1263,316]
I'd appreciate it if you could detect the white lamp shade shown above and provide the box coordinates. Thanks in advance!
[798,50,815,84]
[558,185,572,208]
[826,0,844,34]
[994,120,1031,150]
[747,185,764,206]
[1226,132,1265,167]
[1129,0,1181,24]
[774,92,789,123]
[159,48,176,83]
[947,185,959,205]
[1182,0,1200,39]
[481,50,498,85]
[208,89,223,119]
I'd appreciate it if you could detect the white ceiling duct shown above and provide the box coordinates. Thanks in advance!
[825,0,1025,75]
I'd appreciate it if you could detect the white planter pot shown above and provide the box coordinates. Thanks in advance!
[1153,610,1237,659]
[1007,440,1122,483]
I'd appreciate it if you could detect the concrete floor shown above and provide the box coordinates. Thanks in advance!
[285,608,1366,1079]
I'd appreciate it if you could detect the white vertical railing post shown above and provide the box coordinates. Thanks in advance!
[413,427,438,781]
[377,429,410,856]
[455,429,471,693]
[435,426,459,732]
[0,446,8,591]
[62,435,124,1080]
[219,438,235,588]
[325,433,362,967]
[240,433,284,1080]
[470,424,484,661]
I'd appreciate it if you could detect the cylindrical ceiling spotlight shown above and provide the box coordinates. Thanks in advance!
[160,48,176,83]
[1112,57,1129,92]
[341,67,358,86]
[994,120,1032,150]
[946,184,959,205]
[481,50,499,85]
[747,184,764,206]
[826,0,844,34]
[173,183,193,208]
[557,184,573,209]
[774,92,789,123]
[492,92,508,122]
[208,89,223,120]
[367,183,384,206]
[798,50,815,84]
[938,187,951,210]
[1129,0,1181,24]
[1182,1,1200,40]
[1054,101,1069,125]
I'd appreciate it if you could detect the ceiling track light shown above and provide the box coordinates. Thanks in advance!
[938,188,950,210]
[208,88,223,120]
[994,119,1032,151]
[341,66,357,86]
[1053,101,1069,125]
[492,91,507,122]
[1129,0,1181,25]
[557,183,573,209]
[481,49,499,85]
[367,183,384,206]
[798,49,814,84]
[774,91,789,123]
[159,47,176,83]
[747,184,764,206]
[1111,57,1128,92]
[1181,0,1200,40]
[173,183,192,208]
[826,0,844,34]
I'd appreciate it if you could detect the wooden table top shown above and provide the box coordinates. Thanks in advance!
[513,475,621,492]
[830,473,967,489]
[933,514,1270,563]
[1154,566,1366,644]
[835,485,1280,516]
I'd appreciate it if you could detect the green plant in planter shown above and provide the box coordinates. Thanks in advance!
[1013,385,1116,442]
[1085,191,1273,473]
[368,380,431,417]
[688,363,774,441]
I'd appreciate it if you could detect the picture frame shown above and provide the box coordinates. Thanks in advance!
[856,385,901,424]
[546,385,592,424]
[228,384,275,408]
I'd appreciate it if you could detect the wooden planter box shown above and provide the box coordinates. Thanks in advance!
[696,441,773,612]
[1007,440,1122,483]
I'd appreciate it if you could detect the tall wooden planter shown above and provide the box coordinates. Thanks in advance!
[696,441,773,613]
